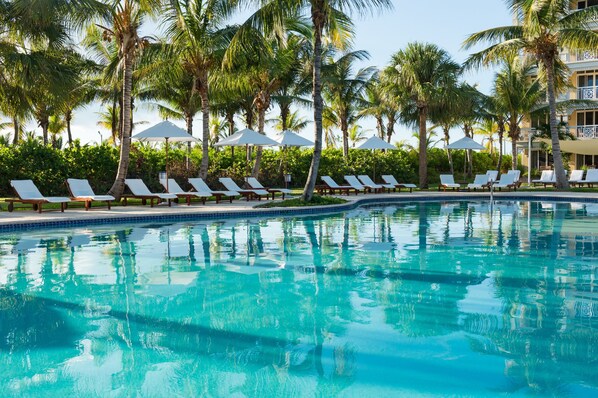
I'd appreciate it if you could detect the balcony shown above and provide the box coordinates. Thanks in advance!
[577,86,598,100]
[576,50,598,62]
[571,125,598,139]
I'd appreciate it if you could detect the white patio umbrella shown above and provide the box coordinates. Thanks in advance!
[446,136,485,177]
[215,128,279,174]
[276,131,314,186]
[356,136,397,179]
[132,120,198,191]
[446,136,485,150]
[276,130,314,147]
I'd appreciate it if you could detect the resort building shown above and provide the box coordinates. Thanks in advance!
[521,0,598,172]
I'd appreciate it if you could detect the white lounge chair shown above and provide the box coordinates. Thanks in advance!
[381,175,417,193]
[577,169,598,187]
[439,175,461,191]
[219,177,270,201]
[507,170,521,187]
[494,173,517,191]
[467,174,489,191]
[532,170,554,187]
[321,176,356,195]
[6,179,71,213]
[486,170,499,183]
[358,175,394,193]
[188,178,238,203]
[67,178,115,210]
[160,178,211,205]
[246,177,292,199]
[123,179,177,207]
[344,176,369,193]
[569,170,585,186]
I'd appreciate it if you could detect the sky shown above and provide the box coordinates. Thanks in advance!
[37,0,513,146]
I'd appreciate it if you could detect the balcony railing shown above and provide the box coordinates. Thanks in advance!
[577,86,598,100]
[576,50,598,62]
[572,125,598,139]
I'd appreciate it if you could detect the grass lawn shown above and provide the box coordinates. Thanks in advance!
[256,195,347,208]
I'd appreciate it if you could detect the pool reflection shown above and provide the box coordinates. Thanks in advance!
[0,201,597,396]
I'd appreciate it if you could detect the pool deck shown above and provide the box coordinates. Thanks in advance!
[3,190,598,231]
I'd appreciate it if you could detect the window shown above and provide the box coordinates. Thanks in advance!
[578,0,598,9]
[577,110,598,126]
[579,74,595,87]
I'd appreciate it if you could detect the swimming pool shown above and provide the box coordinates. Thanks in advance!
[1,200,597,396]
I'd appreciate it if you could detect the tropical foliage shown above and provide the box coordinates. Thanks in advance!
[1,0,596,195]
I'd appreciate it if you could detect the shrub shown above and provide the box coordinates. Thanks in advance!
[0,141,507,196]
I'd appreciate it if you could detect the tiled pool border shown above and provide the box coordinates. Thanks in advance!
[2,193,598,232]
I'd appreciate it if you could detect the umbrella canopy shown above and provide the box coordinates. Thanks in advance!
[132,120,198,142]
[357,136,396,150]
[446,136,485,150]
[132,120,197,193]
[276,130,314,147]
[215,128,279,147]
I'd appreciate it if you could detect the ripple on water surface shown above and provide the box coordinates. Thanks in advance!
[0,201,597,397]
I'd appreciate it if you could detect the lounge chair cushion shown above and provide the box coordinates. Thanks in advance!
[67,179,115,201]
[11,180,70,202]
[125,179,177,199]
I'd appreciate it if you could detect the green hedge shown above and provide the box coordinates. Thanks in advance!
[0,140,512,196]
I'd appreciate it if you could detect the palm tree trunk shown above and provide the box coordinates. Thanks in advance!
[40,116,49,145]
[108,46,134,200]
[497,122,504,170]
[418,106,428,188]
[111,95,119,144]
[509,119,518,170]
[251,107,266,177]
[302,13,324,202]
[66,110,73,146]
[341,118,349,157]
[12,117,19,145]
[443,126,453,175]
[199,80,210,179]
[386,114,396,143]
[544,59,569,190]
[226,111,235,159]
[186,114,193,171]
[376,116,384,139]
[280,103,290,131]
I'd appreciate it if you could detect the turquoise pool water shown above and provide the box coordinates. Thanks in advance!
[1,201,598,397]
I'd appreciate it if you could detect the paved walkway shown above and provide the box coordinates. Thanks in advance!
[2,190,598,229]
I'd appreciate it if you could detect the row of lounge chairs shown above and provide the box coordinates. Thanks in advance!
[318,175,417,195]
[533,169,598,187]
[5,177,292,213]
[440,170,521,191]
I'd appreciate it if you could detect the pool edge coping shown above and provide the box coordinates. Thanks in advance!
[2,191,598,232]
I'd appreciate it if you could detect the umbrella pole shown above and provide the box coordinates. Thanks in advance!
[373,149,376,181]
[165,138,169,192]
[246,144,250,179]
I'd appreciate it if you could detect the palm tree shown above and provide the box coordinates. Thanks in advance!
[322,49,375,156]
[97,0,159,199]
[348,124,368,147]
[322,107,338,149]
[388,42,461,188]
[84,24,123,144]
[359,77,387,139]
[270,110,310,132]
[162,0,235,179]
[48,115,66,148]
[492,56,543,170]
[239,0,393,200]
[474,119,498,154]
[225,26,307,176]
[463,0,598,189]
